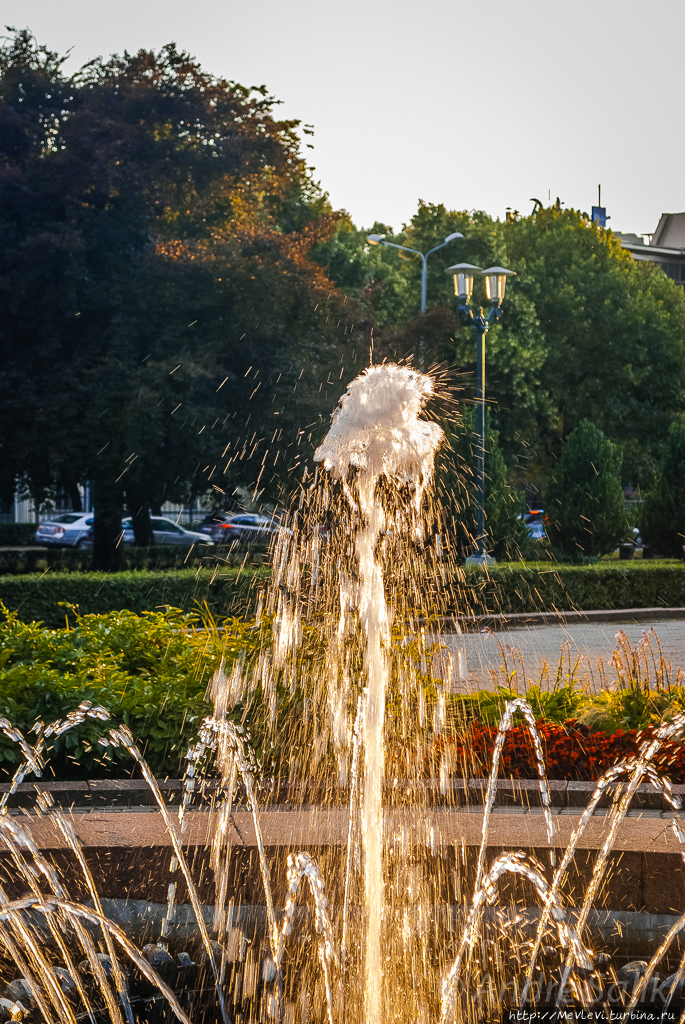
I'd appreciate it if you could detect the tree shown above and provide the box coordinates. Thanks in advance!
[640,418,685,558]
[0,31,364,566]
[314,203,552,473]
[505,206,685,489]
[316,202,685,499]
[438,406,529,561]
[544,420,626,559]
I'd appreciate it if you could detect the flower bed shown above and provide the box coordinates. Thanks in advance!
[431,720,685,782]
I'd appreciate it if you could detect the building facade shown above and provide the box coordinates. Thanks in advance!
[617,212,685,287]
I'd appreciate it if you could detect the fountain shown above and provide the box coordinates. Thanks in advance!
[0,362,684,1024]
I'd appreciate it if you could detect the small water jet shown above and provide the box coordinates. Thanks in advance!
[0,363,684,1024]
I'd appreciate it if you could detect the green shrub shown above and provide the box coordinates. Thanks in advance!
[0,606,269,778]
[0,568,267,627]
[545,420,627,558]
[440,408,530,560]
[448,561,685,616]
[0,523,37,546]
[1,603,681,784]
[0,544,247,575]
[0,562,683,628]
[641,417,685,558]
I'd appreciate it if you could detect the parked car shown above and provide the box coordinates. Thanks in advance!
[201,513,290,546]
[35,513,94,548]
[198,512,234,541]
[121,517,214,546]
[523,509,547,541]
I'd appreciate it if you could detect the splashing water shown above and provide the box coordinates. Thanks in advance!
[3,364,685,1024]
[314,364,444,1024]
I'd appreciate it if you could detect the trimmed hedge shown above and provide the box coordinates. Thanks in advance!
[449,561,685,617]
[0,568,267,627]
[0,544,250,575]
[0,523,37,546]
[0,561,683,628]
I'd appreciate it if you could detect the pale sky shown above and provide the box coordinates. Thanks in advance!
[6,0,683,235]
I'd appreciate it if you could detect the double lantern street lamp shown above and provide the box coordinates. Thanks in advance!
[446,263,516,566]
[366,232,516,565]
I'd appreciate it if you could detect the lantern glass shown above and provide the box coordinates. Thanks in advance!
[484,273,506,301]
[455,271,474,300]
[482,266,516,303]
[447,263,482,301]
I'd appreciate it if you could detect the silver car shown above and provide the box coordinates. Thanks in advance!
[35,512,94,547]
[121,517,214,546]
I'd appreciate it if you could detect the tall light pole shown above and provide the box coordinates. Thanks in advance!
[367,231,463,366]
[446,263,516,566]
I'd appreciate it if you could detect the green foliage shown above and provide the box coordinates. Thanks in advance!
[0,524,36,546]
[451,561,685,616]
[544,420,626,558]
[439,407,529,560]
[506,208,685,488]
[0,545,268,576]
[0,604,324,781]
[449,628,685,736]
[316,203,685,496]
[641,417,685,557]
[0,29,366,566]
[452,683,584,729]
[0,568,266,627]
[310,218,413,327]
[0,599,682,784]
[0,561,683,628]
[0,606,238,777]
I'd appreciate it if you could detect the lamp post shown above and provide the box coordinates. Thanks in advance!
[367,231,463,366]
[446,263,516,566]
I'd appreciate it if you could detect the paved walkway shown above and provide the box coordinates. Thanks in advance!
[442,617,685,690]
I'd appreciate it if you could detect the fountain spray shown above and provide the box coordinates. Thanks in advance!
[314,363,444,1024]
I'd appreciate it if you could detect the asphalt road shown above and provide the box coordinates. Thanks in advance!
[442,618,685,691]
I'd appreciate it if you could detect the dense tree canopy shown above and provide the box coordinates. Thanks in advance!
[3,28,685,566]
[0,30,364,564]
[315,203,685,497]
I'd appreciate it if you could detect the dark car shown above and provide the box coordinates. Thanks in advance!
[201,513,290,546]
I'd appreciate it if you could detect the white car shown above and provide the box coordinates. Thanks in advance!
[35,513,94,548]
[121,517,214,546]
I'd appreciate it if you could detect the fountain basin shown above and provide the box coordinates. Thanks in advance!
[10,806,685,857]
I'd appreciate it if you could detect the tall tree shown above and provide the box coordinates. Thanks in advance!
[505,206,685,488]
[544,420,626,559]
[640,417,685,558]
[316,202,685,497]
[0,31,364,565]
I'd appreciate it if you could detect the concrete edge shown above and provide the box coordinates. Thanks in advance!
[431,608,685,629]
[3,776,681,812]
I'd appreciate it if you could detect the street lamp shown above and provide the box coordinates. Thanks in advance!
[446,263,516,566]
[368,231,463,366]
